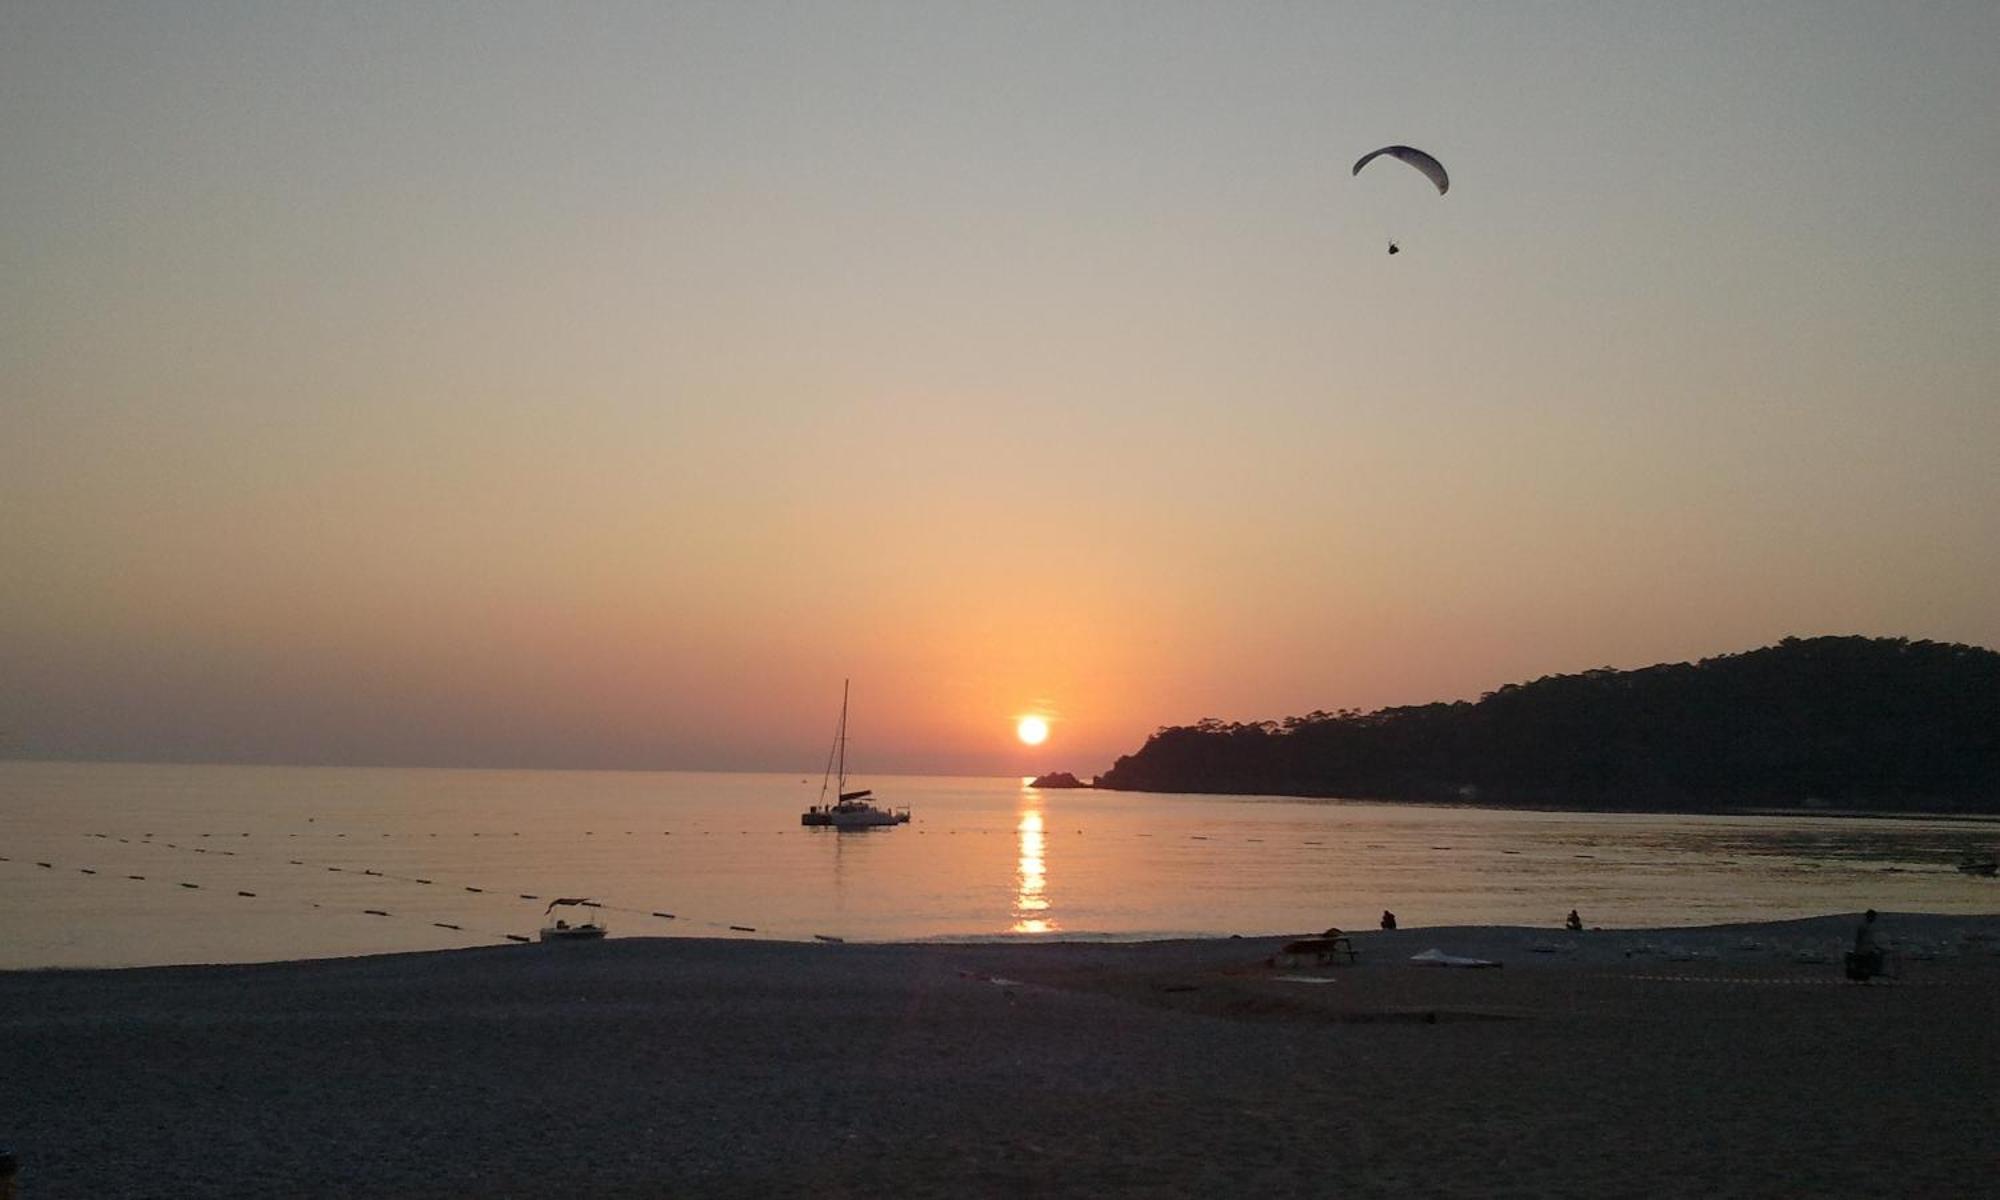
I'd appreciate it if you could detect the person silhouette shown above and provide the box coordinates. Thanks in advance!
[1849,909,1884,979]
[1565,909,1584,932]
[1380,910,1397,930]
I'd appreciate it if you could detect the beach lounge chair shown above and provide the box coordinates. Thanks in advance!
[1276,936,1358,968]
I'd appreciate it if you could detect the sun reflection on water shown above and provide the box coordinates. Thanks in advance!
[1012,802,1055,934]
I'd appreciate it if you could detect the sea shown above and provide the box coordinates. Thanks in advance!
[2,760,1995,970]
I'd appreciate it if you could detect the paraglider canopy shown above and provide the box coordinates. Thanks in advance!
[1352,145,1449,196]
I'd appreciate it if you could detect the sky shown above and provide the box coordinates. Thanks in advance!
[3,2,1996,776]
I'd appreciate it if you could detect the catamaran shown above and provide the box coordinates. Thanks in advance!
[800,680,910,830]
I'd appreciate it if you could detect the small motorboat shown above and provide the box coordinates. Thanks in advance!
[538,897,607,942]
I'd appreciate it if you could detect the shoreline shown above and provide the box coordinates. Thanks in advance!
[7,909,2000,977]
[1082,781,2000,822]
[4,913,1996,1196]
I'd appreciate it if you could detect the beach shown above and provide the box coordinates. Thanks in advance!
[3,913,1995,1198]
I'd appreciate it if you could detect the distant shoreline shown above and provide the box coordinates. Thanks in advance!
[1088,784,2000,823]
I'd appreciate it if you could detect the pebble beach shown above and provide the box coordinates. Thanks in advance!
[3,912,1996,1198]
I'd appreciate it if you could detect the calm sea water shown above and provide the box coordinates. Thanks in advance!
[2,761,1994,969]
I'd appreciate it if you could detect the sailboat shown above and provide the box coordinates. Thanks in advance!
[800,680,910,829]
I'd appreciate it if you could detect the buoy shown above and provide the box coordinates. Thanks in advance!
[432,922,461,931]
[237,891,256,897]
[416,879,433,885]
[504,934,531,943]
[79,868,96,874]
[128,875,145,880]
[465,887,482,893]
[653,912,675,919]
[364,909,389,916]
[519,894,537,900]
[180,883,199,889]
[729,925,756,933]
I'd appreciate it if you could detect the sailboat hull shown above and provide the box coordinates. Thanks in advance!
[802,803,910,828]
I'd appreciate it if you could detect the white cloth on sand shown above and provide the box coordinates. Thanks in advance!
[1410,948,1500,968]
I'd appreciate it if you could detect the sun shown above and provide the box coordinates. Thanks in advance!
[1015,716,1049,746]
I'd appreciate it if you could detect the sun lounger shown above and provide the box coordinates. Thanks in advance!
[1277,936,1358,967]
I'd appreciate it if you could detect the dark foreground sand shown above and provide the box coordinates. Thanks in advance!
[3,913,1996,1198]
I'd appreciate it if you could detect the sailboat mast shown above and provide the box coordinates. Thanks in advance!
[836,678,849,794]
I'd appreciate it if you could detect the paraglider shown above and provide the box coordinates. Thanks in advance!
[1353,144,1447,254]
[1351,145,1448,195]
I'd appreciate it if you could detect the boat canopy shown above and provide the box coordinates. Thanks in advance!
[545,897,593,913]
[839,789,873,802]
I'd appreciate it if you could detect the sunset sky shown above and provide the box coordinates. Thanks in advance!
[4,3,1996,775]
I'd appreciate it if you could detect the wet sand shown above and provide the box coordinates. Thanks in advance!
[2,913,1996,1198]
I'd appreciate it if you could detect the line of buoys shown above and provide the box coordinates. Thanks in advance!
[24,850,810,948]
[68,826,910,948]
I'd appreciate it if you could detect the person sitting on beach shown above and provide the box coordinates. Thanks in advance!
[1380,910,1397,931]
[1852,909,1884,977]
[1565,909,1584,932]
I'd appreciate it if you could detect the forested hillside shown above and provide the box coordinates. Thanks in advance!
[1095,637,2000,811]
